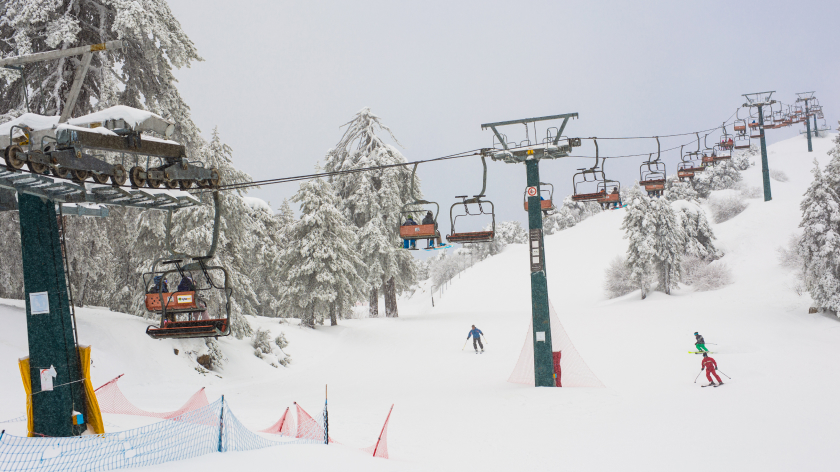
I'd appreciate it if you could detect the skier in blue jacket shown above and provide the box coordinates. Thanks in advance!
[467,325,484,353]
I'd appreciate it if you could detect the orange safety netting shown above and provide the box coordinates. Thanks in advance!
[508,299,604,387]
[259,403,393,459]
[94,375,210,419]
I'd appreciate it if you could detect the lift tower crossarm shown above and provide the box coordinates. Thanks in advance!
[0,40,124,67]
[482,114,581,163]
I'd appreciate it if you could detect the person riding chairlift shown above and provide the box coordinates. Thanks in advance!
[150,275,168,294]
[402,215,418,250]
[421,211,440,249]
[611,187,622,208]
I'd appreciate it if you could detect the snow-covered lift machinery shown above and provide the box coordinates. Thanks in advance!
[142,191,233,339]
[446,155,496,244]
[481,112,582,387]
[742,90,776,201]
[399,163,442,249]
[0,43,204,438]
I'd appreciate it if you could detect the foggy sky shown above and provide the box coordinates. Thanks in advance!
[168,0,839,237]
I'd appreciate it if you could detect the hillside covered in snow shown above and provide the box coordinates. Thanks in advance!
[2,134,839,472]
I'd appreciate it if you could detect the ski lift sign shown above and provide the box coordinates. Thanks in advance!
[526,186,539,198]
[529,228,543,272]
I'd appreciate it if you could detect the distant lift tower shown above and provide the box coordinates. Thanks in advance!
[796,91,816,152]
[481,114,581,387]
[0,43,201,437]
[742,91,776,202]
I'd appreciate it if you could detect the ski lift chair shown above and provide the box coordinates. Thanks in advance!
[733,134,750,150]
[734,119,747,135]
[143,257,232,339]
[677,161,696,181]
[639,158,666,197]
[748,114,763,139]
[572,138,609,202]
[596,180,622,209]
[399,164,442,249]
[712,144,731,162]
[446,156,495,244]
[523,182,555,213]
[447,196,495,243]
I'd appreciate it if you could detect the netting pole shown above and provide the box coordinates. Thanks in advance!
[372,405,393,457]
[323,385,329,445]
[218,395,224,452]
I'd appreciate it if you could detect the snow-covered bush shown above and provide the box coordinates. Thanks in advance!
[274,332,289,349]
[731,146,756,171]
[664,177,700,204]
[672,200,720,261]
[252,328,273,357]
[770,169,789,182]
[199,339,227,370]
[693,162,743,199]
[708,192,748,223]
[740,186,762,199]
[603,256,637,298]
[543,196,601,235]
[682,259,733,291]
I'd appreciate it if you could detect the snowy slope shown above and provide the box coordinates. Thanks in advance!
[1,134,839,472]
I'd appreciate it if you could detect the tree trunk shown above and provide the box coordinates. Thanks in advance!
[385,277,398,318]
[329,303,337,326]
[664,263,671,295]
[369,286,379,318]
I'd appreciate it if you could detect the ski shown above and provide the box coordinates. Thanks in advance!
[424,244,452,251]
[688,351,716,354]
[701,384,716,388]
[713,383,723,387]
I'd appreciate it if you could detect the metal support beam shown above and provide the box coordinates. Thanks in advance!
[526,159,554,387]
[59,52,93,123]
[0,41,124,68]
[552,117,571,145]
[804,99,813,152]
[757,104,772,202]
[481,113,578,129]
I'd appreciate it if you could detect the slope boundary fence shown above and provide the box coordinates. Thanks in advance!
[0,397,321,472]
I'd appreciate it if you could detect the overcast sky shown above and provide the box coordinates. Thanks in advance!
[168,0,839,235]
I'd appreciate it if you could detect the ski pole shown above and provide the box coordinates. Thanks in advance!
[481,334,488,345]
[716,369,731,379]
[694,370,702,383]
[461,339,468,350]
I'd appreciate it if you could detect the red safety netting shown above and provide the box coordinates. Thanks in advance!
[258,407,296,436]
[259,403,394,459]
[508,299,605,387]
[94,375,210,419]
[360,405,393,459]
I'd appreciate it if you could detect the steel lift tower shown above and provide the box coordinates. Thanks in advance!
[742,91,776,202]
[481,114,581,387]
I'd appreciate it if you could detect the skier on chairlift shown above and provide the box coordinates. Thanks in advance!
[700,353,723,387]
[467,325,484,353]
[611,187,622,209]
[421,210,439,249]
[402,215,418,250]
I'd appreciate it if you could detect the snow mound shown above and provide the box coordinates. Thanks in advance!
[242,196,271,213]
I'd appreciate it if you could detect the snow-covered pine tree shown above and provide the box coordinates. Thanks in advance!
[664,176,700,204]
[0,212,23,299]
[323,108,416,317]
[798,158,840,315]
[650,197,685,294]
[277,176,368,327]
[621,186,656,299]
[542,196,601,235]
[692,162,743,199]
[671,200,720,261]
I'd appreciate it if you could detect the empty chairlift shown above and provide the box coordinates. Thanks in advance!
[447,156,495,244]
[523,182,555,213]
[572,138,609,202]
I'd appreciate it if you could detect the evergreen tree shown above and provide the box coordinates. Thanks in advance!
[324,108,416,317]
[621,186,656,299]
[277,177,368,327]
[693,162,742,199]
[664,177,700,204]
[650,197,685,294]
[672,201,720,261]
[798,159,840,315]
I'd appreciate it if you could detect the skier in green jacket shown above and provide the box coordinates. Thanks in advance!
[694,332,709,353]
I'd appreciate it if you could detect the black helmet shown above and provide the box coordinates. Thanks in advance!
[702,353,708,357]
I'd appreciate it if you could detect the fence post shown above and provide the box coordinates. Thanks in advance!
[218,395,225,452]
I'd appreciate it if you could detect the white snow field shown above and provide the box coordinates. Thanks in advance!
[1,134,839,471]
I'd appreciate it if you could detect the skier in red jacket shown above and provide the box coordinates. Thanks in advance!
[701,353,723,386]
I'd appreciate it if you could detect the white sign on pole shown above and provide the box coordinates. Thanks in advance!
[30,292,50,314]
[536,331,546,342]
[526,186,538,197]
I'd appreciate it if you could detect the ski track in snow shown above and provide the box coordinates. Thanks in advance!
[1,134,839,471]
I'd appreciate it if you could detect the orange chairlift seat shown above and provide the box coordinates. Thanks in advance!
[446,156,495,244]
[523,182,555,212]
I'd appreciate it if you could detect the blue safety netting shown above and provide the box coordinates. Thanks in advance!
[0,397,321,472]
